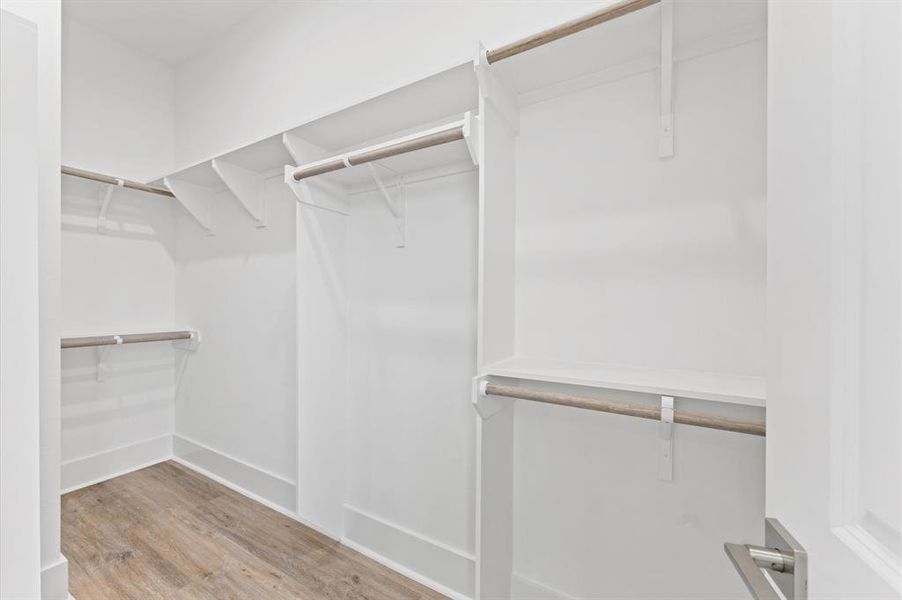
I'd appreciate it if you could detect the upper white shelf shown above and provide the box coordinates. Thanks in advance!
[148,63,478,189]
[482,356,765,407]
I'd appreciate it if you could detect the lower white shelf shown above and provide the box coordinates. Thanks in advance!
[481,356,766,407]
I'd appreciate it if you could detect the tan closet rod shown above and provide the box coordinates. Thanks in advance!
[291,124,465,181]
[483,382,766,436]
[61,330,194,349]
[61,165,176,198]
[486,0,660,64]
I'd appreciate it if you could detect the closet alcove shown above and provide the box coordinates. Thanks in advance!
[59,0,767,598]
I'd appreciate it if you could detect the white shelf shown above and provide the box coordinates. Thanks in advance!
[148,63,477,188]
[482,356,765,407]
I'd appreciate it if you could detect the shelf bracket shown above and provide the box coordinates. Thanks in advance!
[474,42,520,134]
[95,335,122,382]
[211,159,266,227]
[366,163,407,248]
[658,0,675,158]
[163,177,216,235]
[283,167,350,217]
[474,379,509,420]
[97,178,124,234]
[282,132,350,216]
[658,395,674,481]
[171,330,201,351]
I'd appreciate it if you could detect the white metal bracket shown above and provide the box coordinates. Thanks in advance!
[658,0,675,158]
[474,42,520,134]
[95,335,122,382]
[462,111,480,166]
[172,331,200,392]
[473,378,508,420]
[163,177,215,235]
[366,163,407,248]
[283,166,350,217]
[658,395,674,481]
[172,330,201,351]
[282,132,351,216]
[211,159,266,227]
[97,178,124,233]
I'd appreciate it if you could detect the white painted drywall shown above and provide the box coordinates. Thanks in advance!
[60,180,177,491]
[60,20,178,493]
[1,0,66,595]
[344,170,479,597]
[296,189,349,538]
[172,1,611,168]
[508,39,766,599]
[0,9,42,597]
[516,40,766,377]
[63,18,176,181]
[172,176,298,511]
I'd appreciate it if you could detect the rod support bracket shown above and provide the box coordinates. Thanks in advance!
[211,159,266,227]
[473,378,508,420]
[365,163,407,249]
[283,165,350,216]
[172,330,201,351]
[95,335,122,382]
[163,177,216,235]
[658,395,674,481]
[97,178,124,234]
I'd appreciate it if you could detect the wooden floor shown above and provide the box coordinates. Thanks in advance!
[62,461,446,599]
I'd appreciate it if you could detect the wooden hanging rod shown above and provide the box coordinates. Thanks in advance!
[483,382,766,436]
[61,330,195,349]
[291,123,465,182]
[486,0,661,64]
[61,165,176,198]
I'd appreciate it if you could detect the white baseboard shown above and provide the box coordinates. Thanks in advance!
[510,573,577,600]
[342,504,474,600]
[61,435,172,493]
[41,554,69,600]
[172,434,296,513]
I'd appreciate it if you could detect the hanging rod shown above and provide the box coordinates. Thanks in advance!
[61,330,195,349]
[290,121,466,182]
[61,165,176,198]
[486,0,660,64]
[482,382,766,436]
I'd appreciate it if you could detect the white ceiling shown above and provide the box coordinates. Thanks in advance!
[62,0,275,66]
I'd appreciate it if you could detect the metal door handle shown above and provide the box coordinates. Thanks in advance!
[724,518,807,600]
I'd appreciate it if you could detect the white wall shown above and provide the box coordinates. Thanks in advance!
[172,1,609,168]
[172,176,298,512]
[516,40,766,376]
[343,171,479,596]
[60,180,177,491]
[507,37,766,600]
[1,0,65,596]
[63,18,175,180]
[0,10,42,597]
[60,20,178,492]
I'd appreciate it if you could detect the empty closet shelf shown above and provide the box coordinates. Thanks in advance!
[61,330,196,349]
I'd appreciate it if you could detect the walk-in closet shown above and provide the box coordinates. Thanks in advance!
[1,0,899,599]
